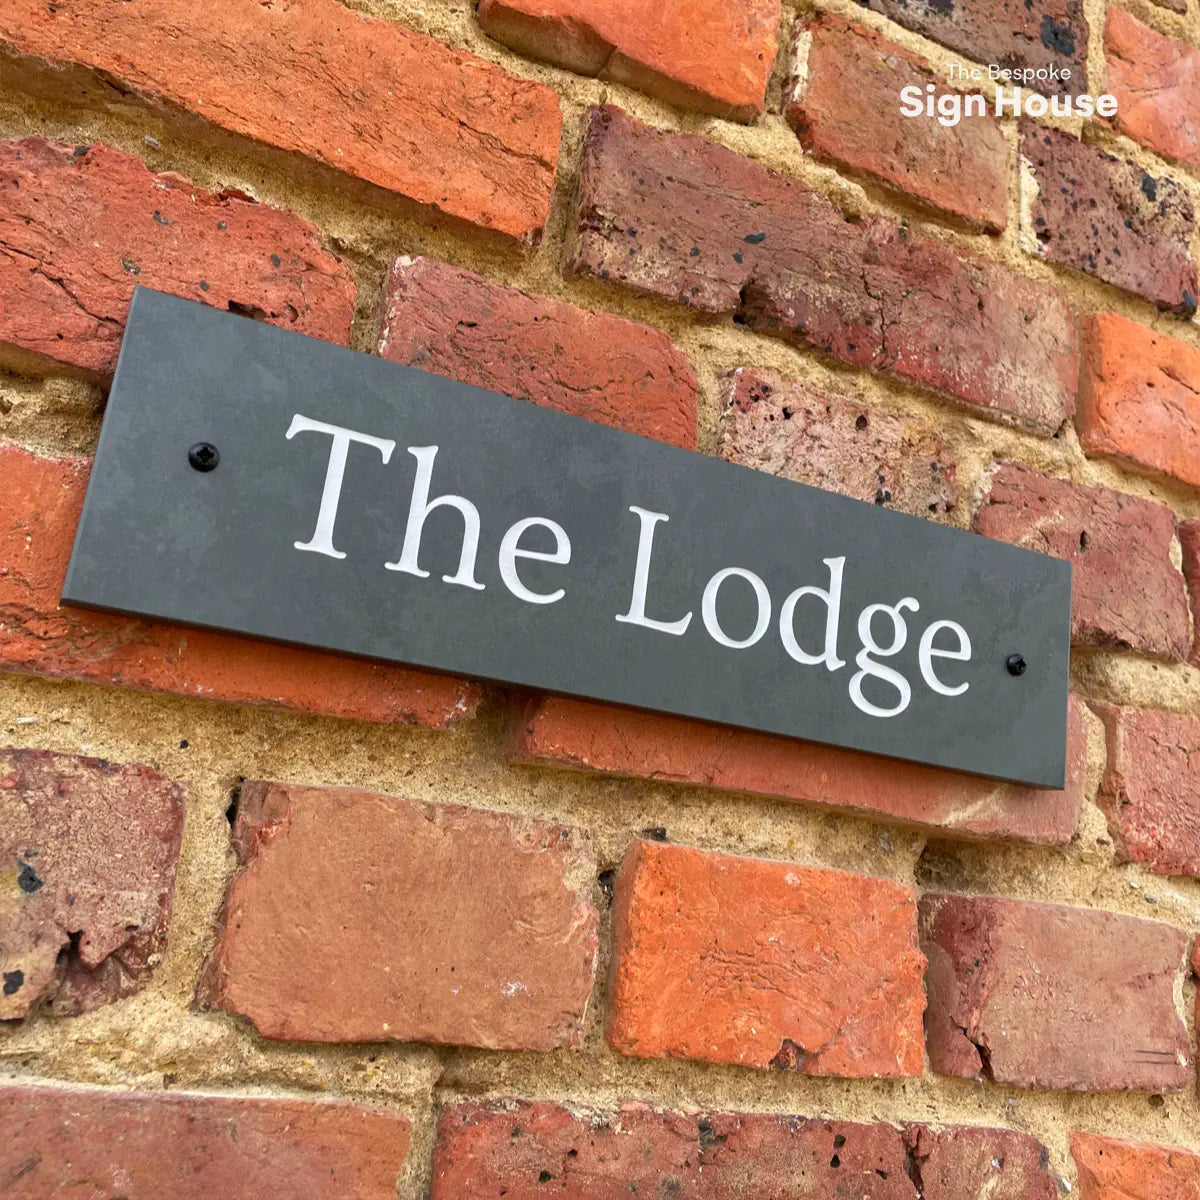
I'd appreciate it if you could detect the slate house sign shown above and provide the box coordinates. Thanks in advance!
[64,290,1072,787]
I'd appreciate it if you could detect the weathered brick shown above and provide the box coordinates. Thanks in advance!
[1093,703,1200,878]
[570,106,1077,435]
[198,780,598,1049]
[476,0,778,121]
[0,441,479,726]
[860,0,1088,92]
[784,16,1008,232]
[432,1100,1056,1199]
[511,694,1086,844]
[0,0,561,244]
[921,892,1190,1091]
[1107,9,1200,170]
[972,463,1189,661]
[718,367,958,517]
[1021,122,1197,316]
[1079,313,1200,489]
[1179,520,1200,664]
[0,748,184,1019]
[1072,1132,1200,1199]
[607,839,925,1076]
[0,1085,410,1198]
[0,138,354,378]
[908,1124,1056,1200]
[378,256,697,448]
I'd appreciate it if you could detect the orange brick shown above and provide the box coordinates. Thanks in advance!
[1079,313,1200,490]
[0,0,561,243]
[607,839,926,1076]
[477,0,778,121]
[1106,9,1200,172]
[1072,1132,1200,1199]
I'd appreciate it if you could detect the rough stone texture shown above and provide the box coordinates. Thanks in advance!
[0,0,561,244]
[1021,122,1197,317]
[607,839,925,1076]
[921,892,1191,1091]
[510,693,1086,844]
[0,138,355,378]
[1079,312,1200,490]
[378,256,697,448]
[570,106,1078,435]
[717,366,958,517]
[972,462,1190,662]
[198,780,599,1049]
[0,748,184,1020]
[476,0,779,121]
[1072,1132,1200,1199]
[431,1101,1056,1199]
[0,1085,411,1198]
[1106,9,1200,170]
[784,15,1008,232]
[1092,703,1200,879]
[860,0,1088,92]
[0,441,480,726]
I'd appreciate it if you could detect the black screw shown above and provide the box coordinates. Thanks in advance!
[1006,653,1027,676]
[188,442,220,472]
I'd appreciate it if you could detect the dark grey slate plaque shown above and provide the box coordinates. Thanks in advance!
[64,289,1072,786]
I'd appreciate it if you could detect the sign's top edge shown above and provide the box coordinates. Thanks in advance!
[121,287,1072,588]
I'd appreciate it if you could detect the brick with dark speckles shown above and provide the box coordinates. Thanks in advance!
[1021,122,1197,316]
[570,106,1077,435]
[0,747,185,1019]
[859,0,1088,93]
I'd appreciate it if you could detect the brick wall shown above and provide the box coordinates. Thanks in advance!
[2,0,1200,1195]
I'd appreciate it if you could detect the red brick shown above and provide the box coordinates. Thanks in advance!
[0,748,184,1019]
[921,892,1190,1091]
[0,138,354,378]
[0,441,479,726]
[1072,1132,1200,1199]
[1079,313,1200,489]
[861,0,1088,92]
[1179,520,1200,664]
[784,16,1007,232]
[570,106,1077,435]
[476,0,778,121]
[433,1102,914,1198]
[510,693,1086,844]
[908,1125,1056,1200]
[973,462,1189,661]
[432,1100,1056,1199]
[198,780,598,1049]
[718,366,958,517]
[0,1084,410,1198]
[0,0,561,244]
[1021,122,1197,317]
[1093,703,1200,878]
[378,256,697,448]
[607,839,925,1076]
[1107,9,1200,171]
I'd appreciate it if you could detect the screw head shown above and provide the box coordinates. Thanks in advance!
[1006,653,1027,677]
[188,442,220,472]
